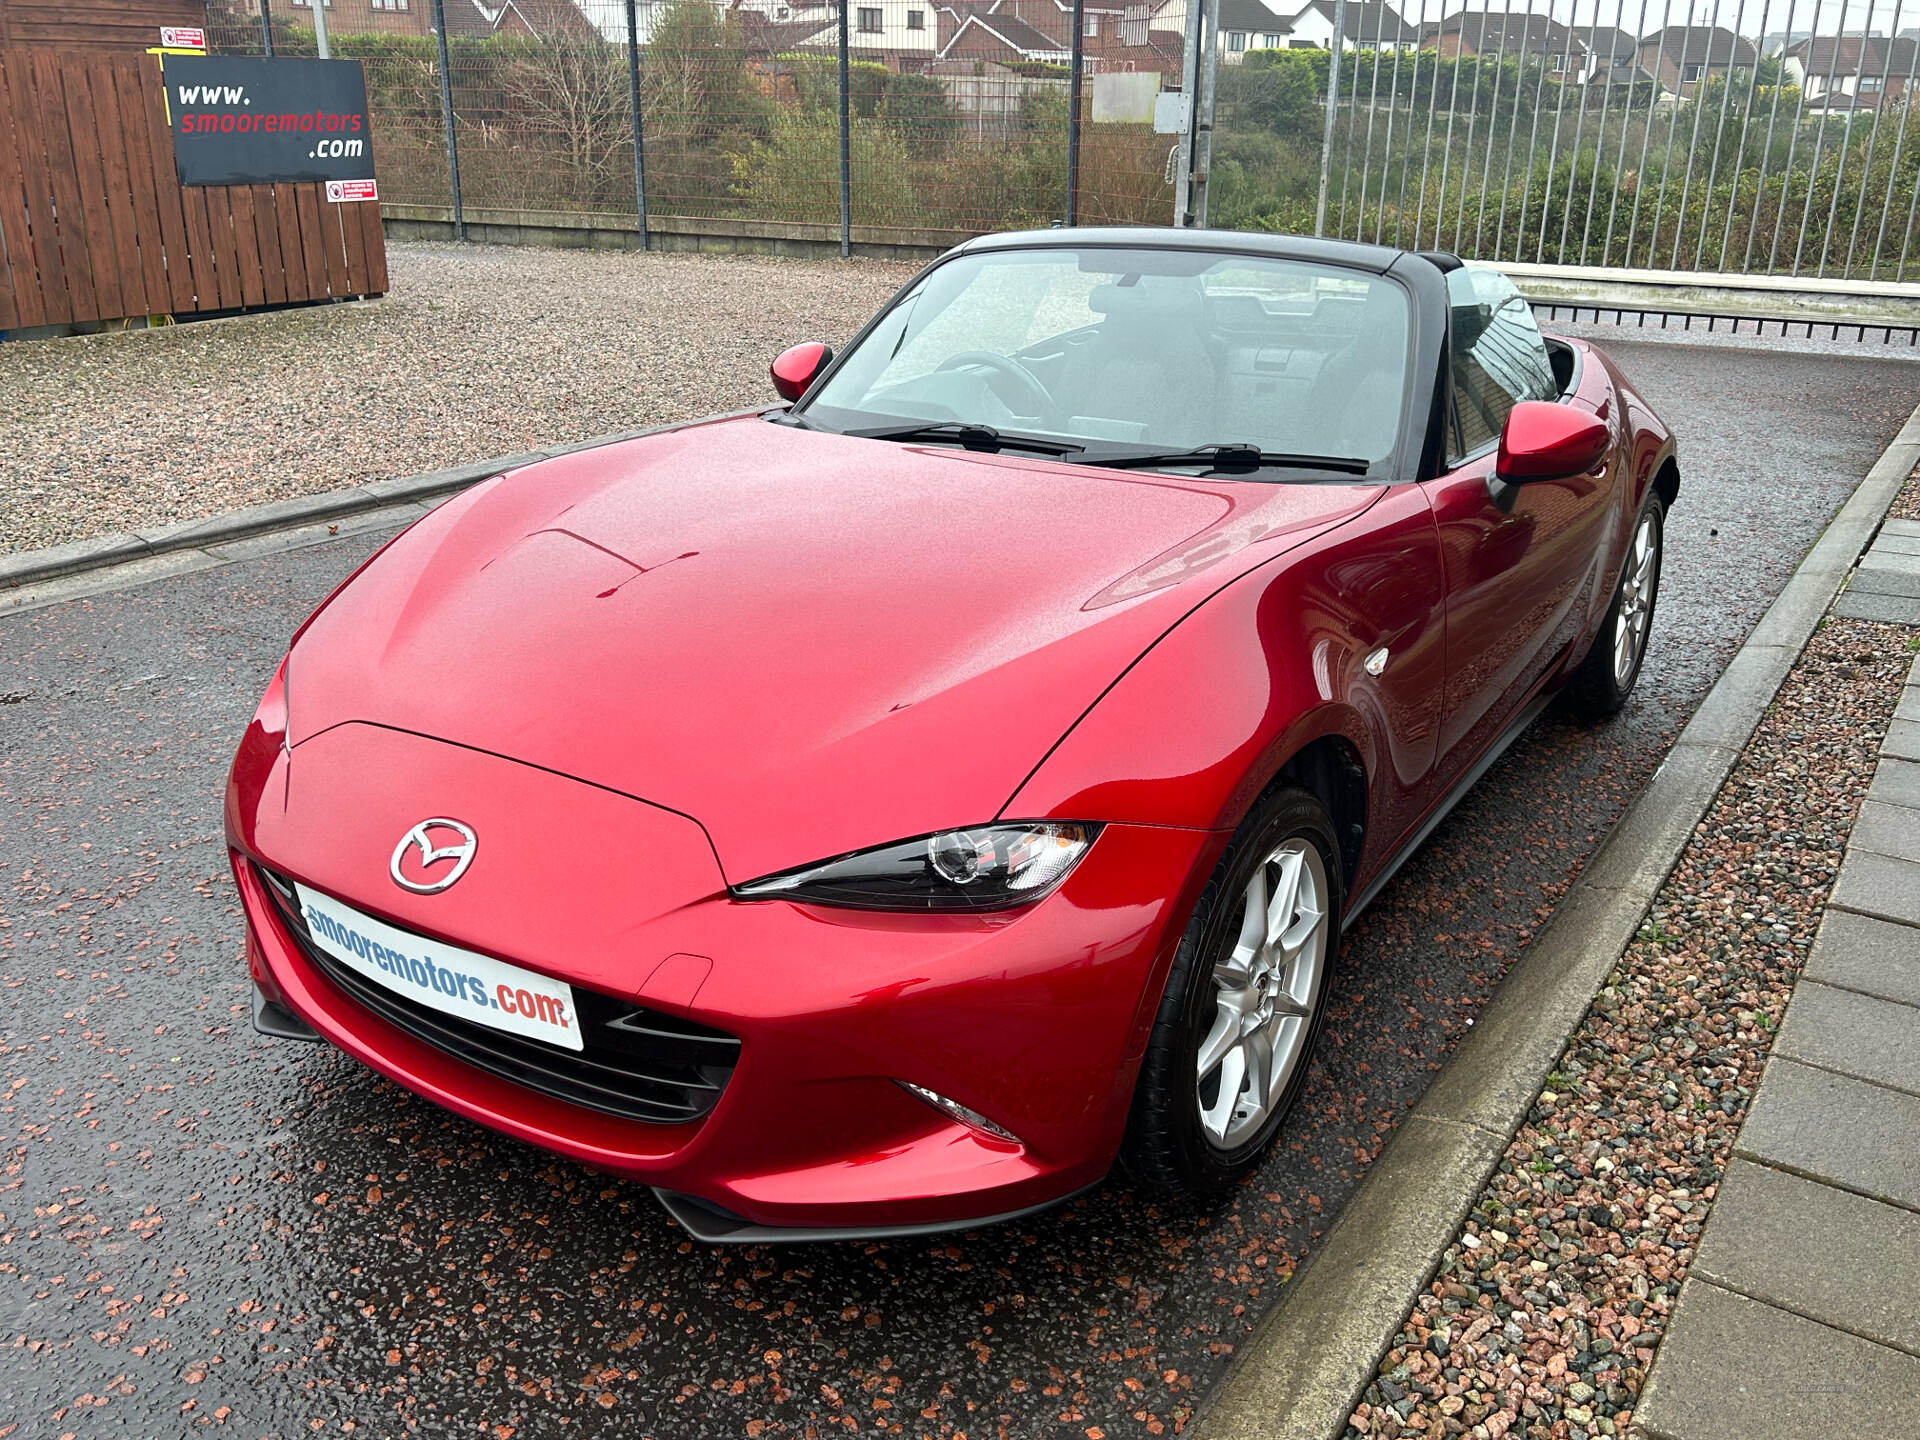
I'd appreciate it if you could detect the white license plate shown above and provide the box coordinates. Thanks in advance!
[295,885,583,1052]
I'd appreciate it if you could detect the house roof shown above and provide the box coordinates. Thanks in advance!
[736,11,839,52]
[939,10,1070,56]
[1787,34,1920,77]
[995,0,1131,18]
[1292,0,1418,43]
[495,0,603,39]
[1426,12,1589,57]
[1083,22,1186,73]
[1586,26,1642,62]
[1218,0,1289,36]
[1638,26,1757,65]
[438,0,503,36]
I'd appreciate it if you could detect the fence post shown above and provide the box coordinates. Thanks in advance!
[1067,0,1085,225]
[1197,6,1219,224]
[429,0,466,242]
[259,0,275,57]
[838,0,852,258]
[1176,0,1203,223]
[624,0,649,250]
[1314,0,1348,237]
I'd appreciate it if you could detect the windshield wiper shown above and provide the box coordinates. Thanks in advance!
[1079,444,1372,475]
[843,421,1084,457]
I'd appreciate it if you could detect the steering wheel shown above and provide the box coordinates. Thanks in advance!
[934,350,1052,416]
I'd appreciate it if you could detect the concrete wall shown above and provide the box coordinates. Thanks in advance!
[380,204,973,262]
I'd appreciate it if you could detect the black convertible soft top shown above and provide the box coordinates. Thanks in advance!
[955,225,1468,278]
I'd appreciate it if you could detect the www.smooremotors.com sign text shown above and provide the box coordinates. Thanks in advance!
[166,56,375,187]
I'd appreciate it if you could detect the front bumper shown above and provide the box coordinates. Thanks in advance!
[230,722,1220,1238]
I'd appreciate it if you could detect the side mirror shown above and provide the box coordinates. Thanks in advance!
[770,341,833,402]
[1496,400,1610,482]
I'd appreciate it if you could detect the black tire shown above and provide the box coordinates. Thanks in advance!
[1120,785,1343,1198]
[1561,494,1665,719]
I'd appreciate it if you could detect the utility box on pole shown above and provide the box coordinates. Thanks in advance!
[1172,0,1219,228]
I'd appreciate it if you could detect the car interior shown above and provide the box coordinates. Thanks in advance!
[824,255,1582,468]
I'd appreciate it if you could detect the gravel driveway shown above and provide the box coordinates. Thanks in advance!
[0,243,915,555]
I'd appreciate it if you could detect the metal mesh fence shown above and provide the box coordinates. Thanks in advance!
[202,0,1920,278]
[1211,0,1920,278]
[203,0,1174,232]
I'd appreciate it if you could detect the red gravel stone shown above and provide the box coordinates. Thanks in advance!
[1346,536,1920,1440]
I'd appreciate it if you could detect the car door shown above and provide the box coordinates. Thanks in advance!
[1421,267,1617,796]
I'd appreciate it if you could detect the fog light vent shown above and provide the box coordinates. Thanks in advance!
[897,1081,1020,1144]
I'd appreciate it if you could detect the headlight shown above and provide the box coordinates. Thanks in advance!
[735,822,1099,912]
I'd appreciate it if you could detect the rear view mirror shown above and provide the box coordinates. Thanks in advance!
[1497,400,1609,482]
[770,342,833,402]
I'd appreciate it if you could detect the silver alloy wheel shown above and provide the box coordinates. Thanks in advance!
[1613,510,1660,688]
[1196,838,1330,1149]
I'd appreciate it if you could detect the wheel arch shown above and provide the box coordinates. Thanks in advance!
[1269,733,1368,898]
[1651,453,1680,513]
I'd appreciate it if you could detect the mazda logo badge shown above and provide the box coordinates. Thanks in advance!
[390,818,478,894]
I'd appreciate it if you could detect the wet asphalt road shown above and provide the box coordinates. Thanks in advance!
[2,339,1915,1440]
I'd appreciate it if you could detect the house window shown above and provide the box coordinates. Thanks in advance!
[1682,62,1704,82]
[1860,75,1883,91]
[1549,51,1567,72]
[371,0,410,8]
[1228,30,1246,51]
[857,6,883,32]
[907,8,925,27]
[290,0,334,8]
[1085,12,1098,35]
[1261,32,1280,47]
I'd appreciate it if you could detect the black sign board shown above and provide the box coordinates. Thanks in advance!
[166,56,375,187]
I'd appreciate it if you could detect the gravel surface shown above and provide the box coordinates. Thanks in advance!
[1890,464,1920,520]
[1343,495,1920,1440]
[0,333,1914,1437]
[0,243,913,554]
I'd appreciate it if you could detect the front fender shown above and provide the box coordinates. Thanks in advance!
[1001,483,1447,896]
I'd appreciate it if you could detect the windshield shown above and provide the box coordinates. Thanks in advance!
[799,246,1411,471]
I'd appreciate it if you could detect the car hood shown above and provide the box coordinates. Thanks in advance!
[289,414,1380,882]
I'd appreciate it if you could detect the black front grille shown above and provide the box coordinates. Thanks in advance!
[256,865,738,1125]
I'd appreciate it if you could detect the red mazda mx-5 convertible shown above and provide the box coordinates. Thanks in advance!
[228,229,1676,1241]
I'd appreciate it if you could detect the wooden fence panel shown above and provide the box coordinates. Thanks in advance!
[0,46,388,331]
[272,183,308,303]
[292,184,328,301]
[203,186,245,311]
[4,52,68,323]
[109,57,171,311]
[357,198,387,294]
[251,183,287,307]
[125,53,196,313]
[83,55,148,317]
[0,56,40,327]
[340,199,370,297]
[318,190,350,298]
[61,54,132,317]
[31,49,99,322]
[229,186,266,311]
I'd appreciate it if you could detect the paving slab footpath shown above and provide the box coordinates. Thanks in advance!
[1636,584,1920,1440]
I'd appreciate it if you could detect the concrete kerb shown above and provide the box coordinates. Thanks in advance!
[0,458,530,593]
[0,414,776,596]
[1191,399,1920,1440]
